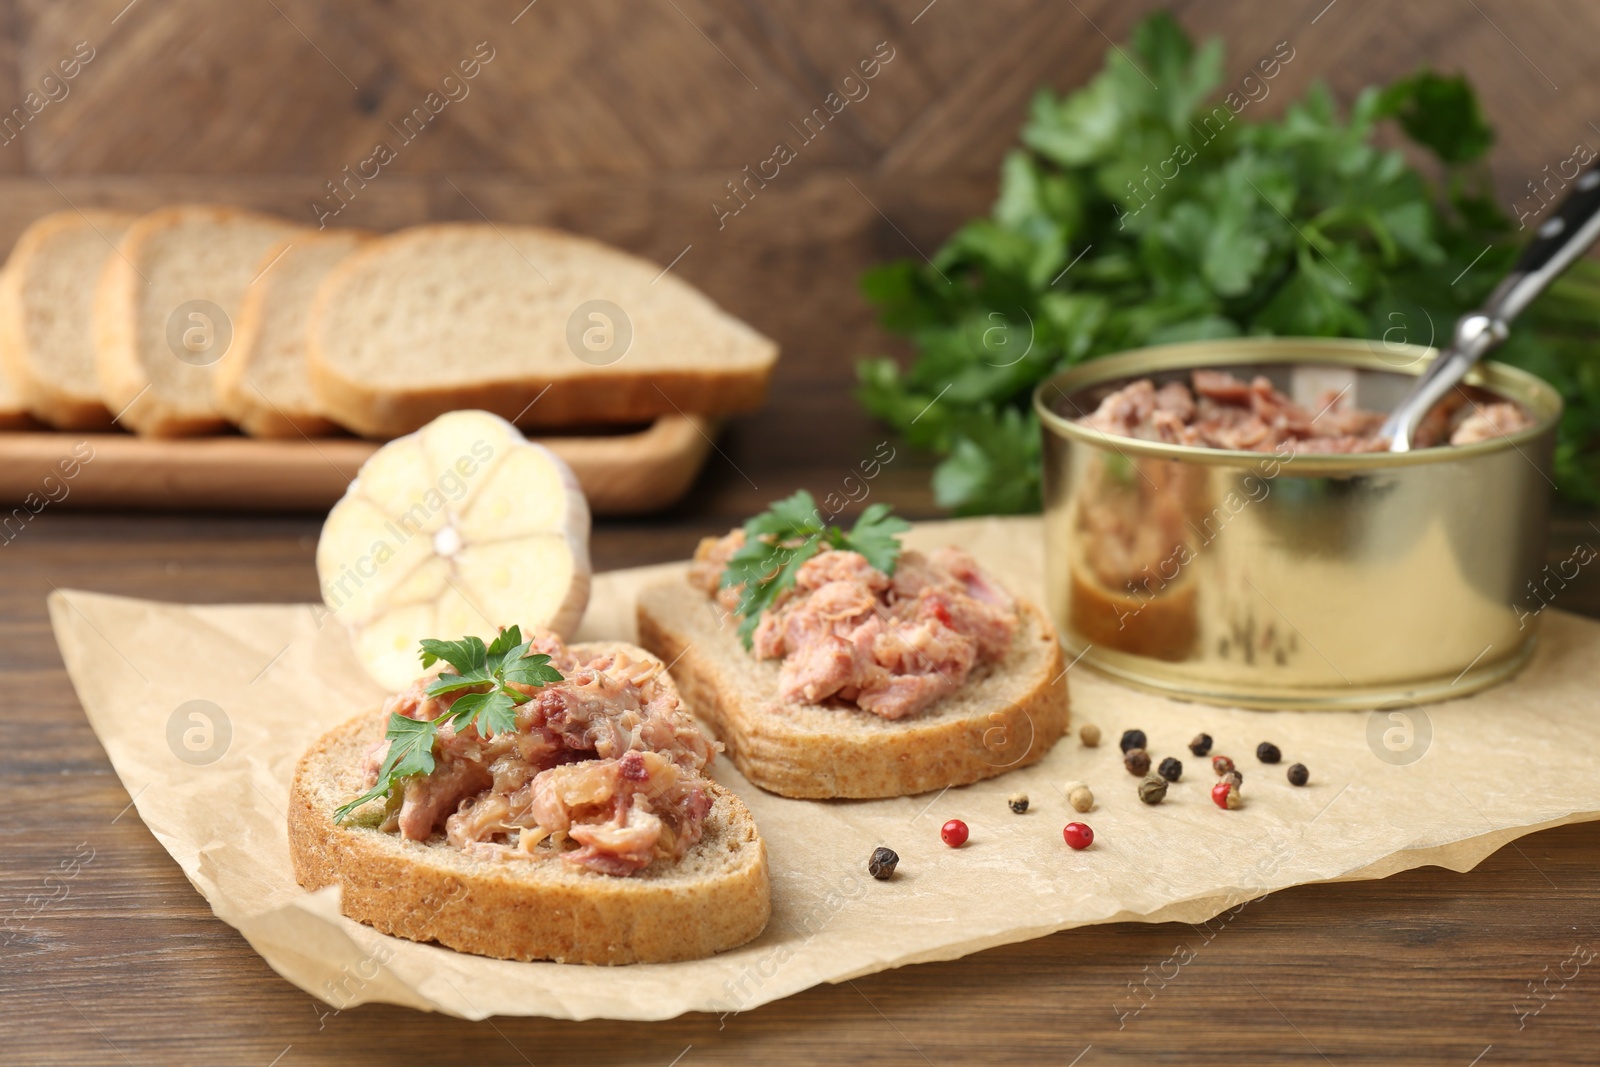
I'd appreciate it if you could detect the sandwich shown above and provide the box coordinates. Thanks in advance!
[0,209,135,429]
[289,626,770,965]
[636,493,1071,799]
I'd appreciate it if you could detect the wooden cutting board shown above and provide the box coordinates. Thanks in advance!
[0,414,713,514]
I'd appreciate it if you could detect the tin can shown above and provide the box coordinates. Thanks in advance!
[1033,337,1562,709]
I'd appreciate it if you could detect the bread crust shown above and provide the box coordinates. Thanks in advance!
[636,581,1071,799]
[288,642,771,965]
[93,204,300,437]
[306,224,778,439]
[0,210,136,430]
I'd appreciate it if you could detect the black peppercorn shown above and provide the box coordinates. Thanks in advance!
[868,846,899,881]
[1138,774,1168,805]
[1158,756,1183,782]
[1124,748,1151,776]
[1120,729,1147,754]
[1189,732,1213,757]
[1008,792,1029,814]
[1287,763,1309,787]
[1223,770,1243,789]
[1257,742,1282,764]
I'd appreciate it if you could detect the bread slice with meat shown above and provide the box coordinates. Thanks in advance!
[288,642,771,965]
[306,224,778,438]
[0,209,136,429]
[94,205,301,436]
[636,581,1070,799]
[215,229,370,437]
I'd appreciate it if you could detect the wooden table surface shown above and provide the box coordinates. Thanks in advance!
[4,2,1600,1062]
[4,422,1598,1066]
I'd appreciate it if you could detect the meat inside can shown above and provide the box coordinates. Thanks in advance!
[1035,337,1560,709]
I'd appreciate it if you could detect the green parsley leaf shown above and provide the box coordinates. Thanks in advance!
[335,627,566,823]
[720,491,908,650]
[484,625,525,662]
[838,503,911,573]
[333,713,439,823]
[855,13,1600,512]
[502,651,562,690]
[447,690,518,739]
[422,667,496,697]
[419,635,489,676]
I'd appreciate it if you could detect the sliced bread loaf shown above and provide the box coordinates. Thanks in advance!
[307,225,778,438]
[289,641,771,965]
[94,205,301,436]
[0,209,136,429]
[636,581,1071,799]
[215,229,369,437]
[0,312,34,429]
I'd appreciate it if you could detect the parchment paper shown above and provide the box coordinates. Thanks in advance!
[48,517,1600,1021]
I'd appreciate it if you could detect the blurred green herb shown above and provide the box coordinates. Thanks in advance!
[858,11,1600,513]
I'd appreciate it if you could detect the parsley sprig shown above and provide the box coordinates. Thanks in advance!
[857,11,1600,512]
[333,625,562,823]
[720,490,911,650]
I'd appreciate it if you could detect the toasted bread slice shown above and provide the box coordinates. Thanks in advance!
[636,580,1070,799]
[288,643,771,965]
[215,229,369,437]
[306,224,778,438]
[0,210,136,429]
[94,205,301,436]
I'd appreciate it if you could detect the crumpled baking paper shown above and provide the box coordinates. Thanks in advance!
[48,517,1600,1021]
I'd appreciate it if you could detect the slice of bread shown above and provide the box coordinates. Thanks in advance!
[307,224,779,438]
[215,229,369,437]
[0,210,136,429]
[636,580,1071,799]
[288,642,771,965]
[94,205,301,436]
[0,304,35,430]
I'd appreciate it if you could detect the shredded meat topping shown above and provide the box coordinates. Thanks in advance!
[1077,370,1531,452]
[357,634,719,876]
[689,537,1020,720]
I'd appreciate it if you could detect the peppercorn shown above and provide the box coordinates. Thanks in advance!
[1138,774,1168,805]
[1257,741,1282,764]
[1079,723,1102,747]
[1008,792,1029,814]
[1212,755,1235,776]
[868,846,899,880]
[1062,822,1094,850]
[1119,728,1146,754]
[1223,770,1243,789]
[1189,732,1213,757]
[1124,748,1151,776]
[1287,763,1309,787]
[1064,780,1094,813]
[940,819,969,848]
[1158,756,1183,782]
[1211,781,1242,810]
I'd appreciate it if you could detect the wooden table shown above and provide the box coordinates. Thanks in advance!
[4,420,1598,1067]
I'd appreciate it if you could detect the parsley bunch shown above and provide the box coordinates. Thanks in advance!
[858,12,1600,513]
[334,625,563,823]
[721,490,911,649]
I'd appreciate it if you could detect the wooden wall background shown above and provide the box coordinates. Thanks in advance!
[1,0,1595,502]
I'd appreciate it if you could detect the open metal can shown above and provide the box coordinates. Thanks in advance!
[1034,337,1562,709]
